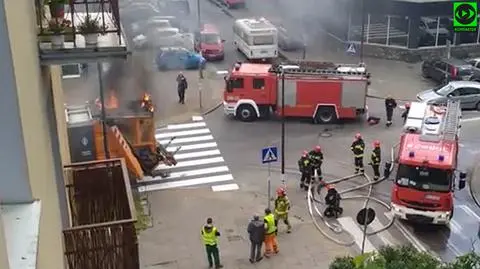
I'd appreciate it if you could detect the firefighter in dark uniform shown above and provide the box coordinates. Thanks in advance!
[351,133,365,174]
[385,95,397,127]
[369,140,381,180]
[298,151,313,191]
[308,146,324,180]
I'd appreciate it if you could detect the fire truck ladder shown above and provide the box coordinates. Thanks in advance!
[442,100,461,141]
[269,61,369,77]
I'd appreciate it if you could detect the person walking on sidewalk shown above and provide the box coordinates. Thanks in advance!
[385,95,397,127]
[401,102,411,123]
[263,208,279,258]
[176,72,188,104]
[201,217,224,268]
[247,215,265,263]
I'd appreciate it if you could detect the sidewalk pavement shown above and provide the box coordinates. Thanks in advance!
[468,161,480,208]
[139,184,350,269]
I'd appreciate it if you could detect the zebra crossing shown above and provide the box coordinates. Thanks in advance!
[138,116,238,193]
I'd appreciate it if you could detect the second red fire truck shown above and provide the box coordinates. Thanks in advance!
[223,61,371,123]
[391,100,466,225]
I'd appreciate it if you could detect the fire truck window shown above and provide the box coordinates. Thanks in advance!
[395,164,451,192]
[231,78,244,89]
[253,78,265,90]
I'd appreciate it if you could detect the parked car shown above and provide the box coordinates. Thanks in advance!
[194,24,225,61]
[223,0,245,9]
[418,17,451,46]
[130,19,171,35]
[155,47,206,70]
[467,58,480,68]
[277,25,305,51]
[133,27,193,49]
[416,80,480,110]
[120,3,161,22]
[421,58,480,84]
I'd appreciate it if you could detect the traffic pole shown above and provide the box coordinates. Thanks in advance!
[281,71,286,186]
[97,61,110,159]
[267,162,271,209]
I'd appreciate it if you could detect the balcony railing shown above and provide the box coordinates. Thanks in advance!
[36,0,128,63]
[62,159,139,269]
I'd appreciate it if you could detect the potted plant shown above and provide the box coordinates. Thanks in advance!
[48,18,71,46]
[45,0,68,19]
[78,15,104,45]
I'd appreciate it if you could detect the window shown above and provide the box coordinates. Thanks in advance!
[253,35,274,45]
[201,33,221,44]
[62,64,82,79]
[458,87,480,96]
[231,78,244,89]
[434,61,446,70]
[396,164,451,192]
[253,78,265,89]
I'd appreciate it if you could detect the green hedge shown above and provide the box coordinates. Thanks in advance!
[329,245,480,269]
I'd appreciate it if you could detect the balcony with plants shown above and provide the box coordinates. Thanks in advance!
[36,0,128,63]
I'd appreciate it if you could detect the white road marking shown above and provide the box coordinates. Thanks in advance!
[142,166,230,182]
[167,142,217,152]
[165,122,206,130]
[368,218,398,246]
[174,149,221,160]
[384,212,430,253]
[337,217,376,253]
[461,117,480,123]
[192,115,204,121]
[211,183,239,192]
[155,128,210,139]
[449,219,468,240]
[158,135,214,145]
[155,156,225,170]
[457,205,480,221]
[138,174,233,192]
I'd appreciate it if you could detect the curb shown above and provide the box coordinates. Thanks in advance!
[201,101,223,116]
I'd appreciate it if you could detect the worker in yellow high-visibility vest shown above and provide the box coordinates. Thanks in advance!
[263,208,279,257]
[201,218,224,268]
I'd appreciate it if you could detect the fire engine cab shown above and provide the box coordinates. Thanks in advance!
[391,100,466,225]
[223,61,370,123]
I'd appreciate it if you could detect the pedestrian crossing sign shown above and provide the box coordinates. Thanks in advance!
[346,43,357,55]
[262,147,278,164]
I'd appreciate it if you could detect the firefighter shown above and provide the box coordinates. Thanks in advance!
[274,187,292,233]
[298,151,313,191]
[323,184,343,218]
[401,102,410,123]
[385,95,397,127]
[351,133,365,174]
[369,140,381,180]
[309,146,324,180]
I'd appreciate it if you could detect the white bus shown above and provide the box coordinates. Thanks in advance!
[233,18,278,60]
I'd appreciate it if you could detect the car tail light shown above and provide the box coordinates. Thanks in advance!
[451,67,458,79]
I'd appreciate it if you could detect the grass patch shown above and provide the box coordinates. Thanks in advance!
[133,191,151,232]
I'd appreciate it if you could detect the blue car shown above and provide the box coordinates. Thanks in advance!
[155,47,206,70]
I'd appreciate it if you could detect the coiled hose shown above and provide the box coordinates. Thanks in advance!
[306,144,397,245]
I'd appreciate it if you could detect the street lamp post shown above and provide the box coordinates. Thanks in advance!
[197,0,201,28]
[97,61,110,159]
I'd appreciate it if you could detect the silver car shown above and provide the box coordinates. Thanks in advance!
[416,81,480,110]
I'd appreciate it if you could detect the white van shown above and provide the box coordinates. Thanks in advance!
[233,18,278,60]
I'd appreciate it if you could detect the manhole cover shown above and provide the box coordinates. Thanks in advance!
[227,235,243,242]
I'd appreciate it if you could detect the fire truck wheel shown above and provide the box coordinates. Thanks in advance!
[314,107,337,124]
[236,105,256,122]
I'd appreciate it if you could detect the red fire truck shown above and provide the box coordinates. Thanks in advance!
[391,100,466,225]
[222,61,370,123]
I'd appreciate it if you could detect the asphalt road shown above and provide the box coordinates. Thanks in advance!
[203,97,480,261]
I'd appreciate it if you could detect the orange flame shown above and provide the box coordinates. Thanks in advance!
[96,91,119,110]
[141,93,154,113]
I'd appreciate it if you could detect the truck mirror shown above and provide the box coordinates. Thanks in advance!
[384,162,392,179]
[225,80,233,92]
[458,172,467,190]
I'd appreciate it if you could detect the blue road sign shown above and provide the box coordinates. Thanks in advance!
[346,43,357,55]
[262,147,278,164]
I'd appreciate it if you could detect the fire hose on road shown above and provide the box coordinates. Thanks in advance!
[306,145,397,246]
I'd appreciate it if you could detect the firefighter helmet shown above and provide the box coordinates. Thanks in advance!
[355,133,362,139]
[276,187,286,196]
[314,145,321,152]
[302,151,309,157]
[404,102,410,108]
[373,140,380,147]
[325,184,335,190]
